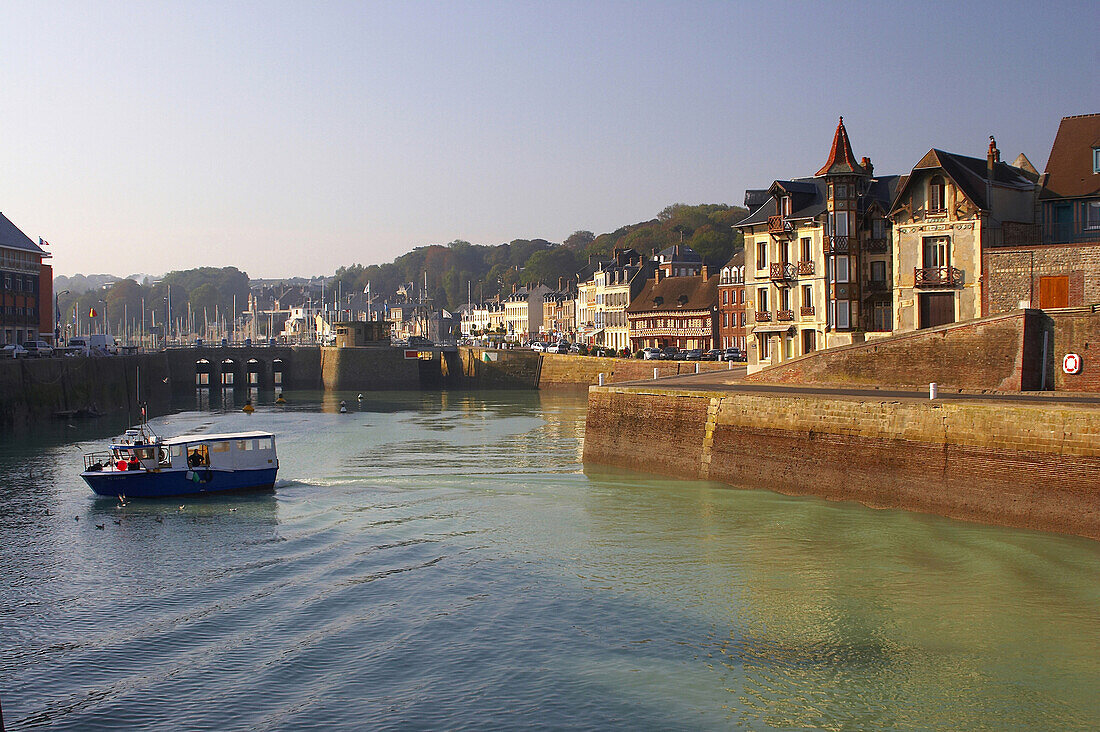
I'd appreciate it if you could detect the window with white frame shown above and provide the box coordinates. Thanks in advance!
[756,241,767,270]
[929,176,947,212]
[829,300,851,329]
[1086,201,1100,230]
[828,211,849,237]
[757,287,768,312]
[1094,148,1100,174]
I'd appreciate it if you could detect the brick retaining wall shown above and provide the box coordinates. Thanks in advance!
[584,386,1100,540]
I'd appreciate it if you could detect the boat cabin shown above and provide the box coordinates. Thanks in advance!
[85,431,277,473]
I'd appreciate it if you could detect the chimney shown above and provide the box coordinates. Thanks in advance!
[512,283,517,295]
[655,267,664,284]
[861,156,873,178]
[700,265,709,280]
[987,135,1000,172]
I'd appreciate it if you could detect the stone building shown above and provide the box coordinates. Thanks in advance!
[890,138,1039,331]
[576,249,652,352]
[736,118,900,372]
[503,284,552,341]
[0,213,52,345]
[717,250,746,351]
[542,281,577,341]
[626,268,718,351]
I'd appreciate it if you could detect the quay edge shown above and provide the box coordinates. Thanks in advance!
[583,384,1100,541]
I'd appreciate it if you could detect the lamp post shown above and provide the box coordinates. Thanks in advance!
[55,290,69,344]
[98,299,108,335]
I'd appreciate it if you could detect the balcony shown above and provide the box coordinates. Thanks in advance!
[864,238,888,253]
[755,310,772,323]
[797,260,814,275]
[775,309,794,322]
[826,235,849,253]
[768,215,794,237]
[914,266,963,288]
[769,262,796,282]
[865,279,890,293]
[1044,221,1100,245]
[800,305,815,317]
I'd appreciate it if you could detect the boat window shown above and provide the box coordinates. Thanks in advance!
[210,442,230,453]
[255,438,272,451]
[135,448,154,460]
[169,445,184,457]
[187,445,210,467]
[237,440,255,451]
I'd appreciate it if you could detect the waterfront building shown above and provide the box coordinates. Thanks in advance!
[890,137,1039,331]
[0,212,52,345]
[736,118,900,372]
[717,250,746,351]
[574,256,609,346]
[542,279,577,341]
[501,284,551,342]
[577,249,652,352]
[654,243,703,278]
[626,267,718,351]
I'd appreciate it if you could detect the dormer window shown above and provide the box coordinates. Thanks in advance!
[781,196,792,217]
[653,296,664,306]
[677,294,689,306]
[929,176,946,212]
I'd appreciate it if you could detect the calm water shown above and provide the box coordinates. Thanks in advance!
[1,389,1098,730]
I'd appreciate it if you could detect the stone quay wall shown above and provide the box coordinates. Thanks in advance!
[744,310,1044,391]
[320,347,420,391]
[584,385,1100,540]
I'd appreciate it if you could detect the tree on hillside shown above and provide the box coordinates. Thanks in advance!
[521,248,582,288]
[563,230,595,250]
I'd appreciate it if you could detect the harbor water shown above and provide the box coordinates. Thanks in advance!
[1,390,1098,730]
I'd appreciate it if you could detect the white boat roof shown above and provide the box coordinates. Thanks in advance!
[162,431,274,445]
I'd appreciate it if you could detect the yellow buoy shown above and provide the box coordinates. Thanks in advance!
[242,403,255,413]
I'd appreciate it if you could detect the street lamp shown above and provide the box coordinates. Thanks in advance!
[98,299,108,335]
[55,290,69,344]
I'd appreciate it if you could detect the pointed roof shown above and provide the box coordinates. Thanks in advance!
[1039,113,1100,200]
[816,117,865,177]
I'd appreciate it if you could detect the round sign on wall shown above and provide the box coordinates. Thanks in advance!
[1063,353,1081,374]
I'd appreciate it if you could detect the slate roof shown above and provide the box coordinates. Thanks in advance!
[1039,113,1100,200]
[723,249,745,269]
[893,148,1035,212]
[627,274,718,314]
[735,177,826,227]
[0,213,46,255]
[656,243,702,263]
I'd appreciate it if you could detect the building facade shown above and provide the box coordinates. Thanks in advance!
[0,213,51,345]
[736,118,899,372]
[717,250,746,350]
[577,249,651,352]
[626,268,718,351]
[890,138,1038,331]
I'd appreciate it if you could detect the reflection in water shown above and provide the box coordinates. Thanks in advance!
[0,390,1097,730]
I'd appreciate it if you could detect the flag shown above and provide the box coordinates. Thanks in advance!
[39,237,50,247]
[89,308,98,318]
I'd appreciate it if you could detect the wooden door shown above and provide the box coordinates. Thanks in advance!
[1039,276,1069,309]
[919,293,955,329]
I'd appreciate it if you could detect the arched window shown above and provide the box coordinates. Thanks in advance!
[929,176,946,212]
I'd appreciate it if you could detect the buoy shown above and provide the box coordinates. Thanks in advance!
[357,393,363,401]
[275,394,286,405]
[242,402,254,413]
[339,400,347,414]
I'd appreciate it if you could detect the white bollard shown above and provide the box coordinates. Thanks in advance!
[654,367,659,379]
[929,382,938,400]
[598,373,605,386]
[728,359,733,370]
[695,362,700,374]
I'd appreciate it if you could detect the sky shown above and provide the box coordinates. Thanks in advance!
[2,0,1097,278]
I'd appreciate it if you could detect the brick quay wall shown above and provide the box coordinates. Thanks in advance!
[584,385,1100,540]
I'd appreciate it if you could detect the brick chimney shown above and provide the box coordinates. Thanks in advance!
[700,265,709,280]
[860,156,873,178]
[987,135,1000,172]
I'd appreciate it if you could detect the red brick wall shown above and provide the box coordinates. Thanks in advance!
[1043,307,1100,392]
[39,263,53,342]
[743,311,1039,391]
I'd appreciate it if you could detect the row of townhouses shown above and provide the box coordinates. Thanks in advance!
[458,113,1100,367]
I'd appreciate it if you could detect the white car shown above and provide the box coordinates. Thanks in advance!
[530,342,546,352]
[2,344,28,358]
[642,347,662,360]
[545,341,570,354]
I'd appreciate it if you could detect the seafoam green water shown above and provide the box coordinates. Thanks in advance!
[1,389,1098,730]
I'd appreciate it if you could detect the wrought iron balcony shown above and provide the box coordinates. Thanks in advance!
[826,235,849,253]
[769,262,796,281]
[775,309,794,322]
[755,310,772,323]
[800,305,815,317]
[914,266,963,288]
[797,260,814,275]
[864,238,888,253]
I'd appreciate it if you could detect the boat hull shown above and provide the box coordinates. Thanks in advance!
[81,467,278,498]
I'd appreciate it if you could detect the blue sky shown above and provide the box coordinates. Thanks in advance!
[2,1,1096,277]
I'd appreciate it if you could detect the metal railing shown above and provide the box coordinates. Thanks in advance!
[826,235,849,253]
[769,262,796,281]
[775,310,795,322]
[755,310,772,323]
[800,306,816,317]
[797,260,814,275]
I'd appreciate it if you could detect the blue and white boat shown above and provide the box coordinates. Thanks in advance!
[81,425,279,498]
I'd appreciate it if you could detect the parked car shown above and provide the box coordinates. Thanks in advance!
[544,341,569,354]
[407,336,432,347]
[657,346,677,360]
[568,343,583,354]
[22,340,54,358]
[682,349,703,361]
[530,341,546,352]
[722,348,745,362]
[2,344,28,358]
[702,349,721,361]
[642,347,662,360]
